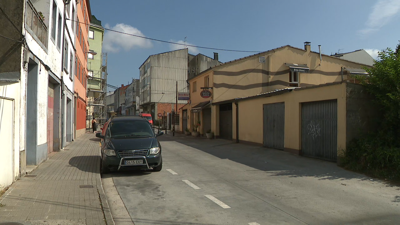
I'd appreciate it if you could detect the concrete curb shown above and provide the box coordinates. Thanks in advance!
[98,176,115,225]
[97,147,115,225]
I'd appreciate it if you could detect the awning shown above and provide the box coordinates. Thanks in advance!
[344,67,368,75]
[191,101,210,112]
[285,63,309,73]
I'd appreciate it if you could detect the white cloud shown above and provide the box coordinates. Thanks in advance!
[365,49,380,59]
[169,40,199,54]
[103,23,152,53]
[359,0,400,35]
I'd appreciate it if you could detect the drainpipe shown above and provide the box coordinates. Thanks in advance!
[60,1,69,148]
[341,67,344,82]
[235,101,239,143]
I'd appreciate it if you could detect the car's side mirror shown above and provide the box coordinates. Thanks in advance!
[96,133,105,139]
[156,132,164,137]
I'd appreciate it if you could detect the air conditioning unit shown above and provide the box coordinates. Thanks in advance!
[259,56,266,64]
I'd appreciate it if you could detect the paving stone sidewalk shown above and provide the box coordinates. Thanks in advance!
[0,132,113,225]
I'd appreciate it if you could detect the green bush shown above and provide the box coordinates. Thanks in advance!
[344,134,400,181]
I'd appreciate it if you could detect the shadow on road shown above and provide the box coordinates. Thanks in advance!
[89,137,101,142]
[69,155,100,173]
[157,135,372,182]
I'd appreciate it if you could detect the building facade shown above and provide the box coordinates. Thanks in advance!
[125,79,139,115]
[183,42,374,163]
[74,0,90,138]
[0,0,77,190]
[87,15,106,130]
[61,0,77,147]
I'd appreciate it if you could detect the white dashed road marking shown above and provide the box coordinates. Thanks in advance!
[182,180,201,190]
[249,223,260,225]
[205,195,231,209]
[166,169,178,175]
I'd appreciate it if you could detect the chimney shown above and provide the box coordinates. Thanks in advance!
[304,42,311,52]
[214,52,219,61]
[121,84,124,87]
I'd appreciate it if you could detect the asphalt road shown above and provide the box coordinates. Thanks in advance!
[106,134,400,225]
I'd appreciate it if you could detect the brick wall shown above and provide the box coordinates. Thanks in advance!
[156,103,186,115]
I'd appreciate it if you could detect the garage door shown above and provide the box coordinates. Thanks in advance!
[263,103,285,150]
[219,103,232,139]
[301,100,337,161]
[0,98,14,188]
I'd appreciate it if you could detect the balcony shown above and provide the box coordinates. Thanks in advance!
[25,0,48,47]
[88,100,105,106]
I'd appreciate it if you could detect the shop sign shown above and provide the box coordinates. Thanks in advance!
[200,90,212,98]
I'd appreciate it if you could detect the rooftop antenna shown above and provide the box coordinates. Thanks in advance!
[338,48,344,54]
[184,37,187,49]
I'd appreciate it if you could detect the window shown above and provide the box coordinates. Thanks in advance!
[72,6,75,33]
[204,76,209,87]
[66,2,70,18]
[78,61,80,81]
[88,70,93,77]
[192,81,197,92]
[69,52,73,79]
[89,30,94,39]
[57,13,62,49]
[51,1,57,41]
[63,39,68,71]
[289,71,299,87]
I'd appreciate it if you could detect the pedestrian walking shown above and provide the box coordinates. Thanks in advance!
[92,118,97,133]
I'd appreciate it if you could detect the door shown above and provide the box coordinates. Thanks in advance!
[263,103,285,150]
[47,82,55,154]
[202,108,211,134]
[182,110,187,132]
[219,103,232,139]
[0,98,14,188]
[301,100,337,161]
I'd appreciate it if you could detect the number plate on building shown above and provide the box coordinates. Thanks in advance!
[124,160,143,165]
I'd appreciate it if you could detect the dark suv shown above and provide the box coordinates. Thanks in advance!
[96,116,163,174]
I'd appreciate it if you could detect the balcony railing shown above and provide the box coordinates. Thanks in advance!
[26,0,48,47]
[88,100,105,106]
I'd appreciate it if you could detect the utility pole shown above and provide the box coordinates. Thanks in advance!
[173,81,177,136]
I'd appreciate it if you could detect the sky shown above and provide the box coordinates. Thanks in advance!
[90,0,400,88]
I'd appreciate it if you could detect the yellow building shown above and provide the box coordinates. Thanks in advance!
[181,43,376,163]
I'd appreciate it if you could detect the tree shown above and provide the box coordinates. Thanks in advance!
[359,43,400,145]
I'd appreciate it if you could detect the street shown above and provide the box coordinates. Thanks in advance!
[103,134,400,225]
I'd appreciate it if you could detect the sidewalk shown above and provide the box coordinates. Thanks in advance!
[0,132,113,225]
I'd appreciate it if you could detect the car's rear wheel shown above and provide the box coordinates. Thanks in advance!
[153,160,162,172]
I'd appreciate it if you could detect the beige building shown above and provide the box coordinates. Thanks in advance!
[182,42,375,162]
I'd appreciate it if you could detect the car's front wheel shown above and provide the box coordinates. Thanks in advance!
[153,160,162,172]
[100,159,109,174]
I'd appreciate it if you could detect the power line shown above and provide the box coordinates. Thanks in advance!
[67,18,262,53]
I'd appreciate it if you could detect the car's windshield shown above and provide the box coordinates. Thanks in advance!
[109,120,154,138]
[144,116,152,121]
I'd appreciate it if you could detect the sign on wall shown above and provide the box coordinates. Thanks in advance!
[178,92,190,100]
[200,90,212,98]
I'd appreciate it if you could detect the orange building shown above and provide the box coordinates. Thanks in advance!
[74,0,91,137]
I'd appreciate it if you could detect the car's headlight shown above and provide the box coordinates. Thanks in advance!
[104,148,116,156]
[149,147,160,155]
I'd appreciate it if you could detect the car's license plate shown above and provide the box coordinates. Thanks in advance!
[124,160,143,165]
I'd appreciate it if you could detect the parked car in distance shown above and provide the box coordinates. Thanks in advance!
[140,113,153,125]
[96,116,163,174]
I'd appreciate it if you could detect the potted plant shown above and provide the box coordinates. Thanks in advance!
[191,125,199,137]
[205,129,213,139]
[185,128,191,135]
